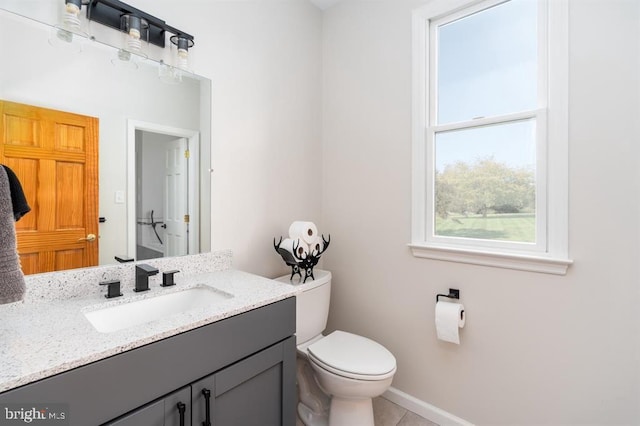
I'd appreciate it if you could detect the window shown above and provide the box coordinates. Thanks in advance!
[411,0,571,274]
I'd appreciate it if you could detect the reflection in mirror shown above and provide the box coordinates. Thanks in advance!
[0,8,211,274]
[132,122,200,261]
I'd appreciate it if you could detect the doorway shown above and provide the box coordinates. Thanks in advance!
[127,120,200,261]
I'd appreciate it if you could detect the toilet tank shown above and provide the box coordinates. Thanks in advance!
[275,270,331,345]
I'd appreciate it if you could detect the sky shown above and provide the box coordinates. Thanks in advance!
[434,0,538,171]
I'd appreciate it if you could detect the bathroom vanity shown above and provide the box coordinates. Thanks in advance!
[1,298,295,425]
[0,252,300,426]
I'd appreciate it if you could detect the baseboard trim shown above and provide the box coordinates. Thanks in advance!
[382,387,474,426]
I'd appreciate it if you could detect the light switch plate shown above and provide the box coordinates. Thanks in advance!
[115,190,125,204]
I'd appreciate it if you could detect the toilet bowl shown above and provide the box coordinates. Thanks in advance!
[275,271,397,426]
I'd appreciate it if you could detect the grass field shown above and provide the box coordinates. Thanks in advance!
[435,213,535,242]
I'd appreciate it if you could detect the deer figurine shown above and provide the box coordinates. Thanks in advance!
[273,234,331,283]
[292,234,330,283]
[273,236,303,280]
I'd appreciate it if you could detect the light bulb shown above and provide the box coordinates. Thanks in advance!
[63,2,81,30]
[177,48,189,70]
[171,36,194,72]
[127,27,142,52]
[49,0,87,51]
[119,15,148,60]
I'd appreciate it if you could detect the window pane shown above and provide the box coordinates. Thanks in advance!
[434,119,536,243]
[437,0,537,124]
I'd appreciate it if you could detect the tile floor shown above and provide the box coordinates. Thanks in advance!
[296,396,438,426]
[372,397,438,426]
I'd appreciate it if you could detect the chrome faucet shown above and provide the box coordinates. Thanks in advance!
[134,264,159,292]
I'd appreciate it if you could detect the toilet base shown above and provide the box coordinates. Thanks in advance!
[298,402,328,426]
[297,355,330,426]
[329,396,374,426]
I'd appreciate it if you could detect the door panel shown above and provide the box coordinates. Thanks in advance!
[105,398,165,426]
[191,340,291,426]
[0,100,99,274]
[164,138,188,257]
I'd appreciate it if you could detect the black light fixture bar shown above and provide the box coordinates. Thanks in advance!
[86,0,194,48]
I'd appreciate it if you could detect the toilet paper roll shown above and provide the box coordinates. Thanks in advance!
[435,301,465,344]
[307,236,322,254]
[280,238,309,258]
[289,221,318,245]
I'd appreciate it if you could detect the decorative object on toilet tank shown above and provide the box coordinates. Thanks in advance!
[274,221,330,283]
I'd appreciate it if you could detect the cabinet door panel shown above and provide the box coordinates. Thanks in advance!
[105,387,190,426]
[215,338,285,396]
[215,363,282,426]
[213,337,295,426]
[105,399,164,426]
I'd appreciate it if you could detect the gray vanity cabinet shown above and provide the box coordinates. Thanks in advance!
[110,337,294,426]
[0,297,296,426]
[107,387,191,426]
[192,338,292,425]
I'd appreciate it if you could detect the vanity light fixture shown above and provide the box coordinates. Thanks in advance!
[84,0,195,66]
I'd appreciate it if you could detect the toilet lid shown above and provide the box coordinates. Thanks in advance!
[307,331,396,379]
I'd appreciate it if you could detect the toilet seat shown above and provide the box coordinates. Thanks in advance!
[307,331,396,381]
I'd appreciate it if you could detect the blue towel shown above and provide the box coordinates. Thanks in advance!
[0,166,25,304]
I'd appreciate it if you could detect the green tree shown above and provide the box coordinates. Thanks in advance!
[435,157,534,218]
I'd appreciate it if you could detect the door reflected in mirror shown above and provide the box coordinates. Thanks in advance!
[134,123,200,261]
[0,100,99,274]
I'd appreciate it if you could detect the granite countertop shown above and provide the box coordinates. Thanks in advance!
[0,266,307,393]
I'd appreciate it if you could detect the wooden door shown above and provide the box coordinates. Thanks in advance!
[0,100,99,274]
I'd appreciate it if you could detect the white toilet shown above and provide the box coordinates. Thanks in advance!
[275,270,396,426]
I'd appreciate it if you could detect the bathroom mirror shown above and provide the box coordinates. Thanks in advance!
[0,7,212,272]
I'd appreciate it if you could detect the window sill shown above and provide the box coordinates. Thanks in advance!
[408,243,572,275]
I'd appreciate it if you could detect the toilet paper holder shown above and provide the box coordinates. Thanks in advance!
[436,288,460,303]
[436,289,464,319]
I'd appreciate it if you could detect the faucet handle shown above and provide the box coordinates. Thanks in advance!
[136,264,159,275]
[161,270,180,287]
[100,280,122,299]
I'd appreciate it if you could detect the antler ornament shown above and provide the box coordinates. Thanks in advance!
[273,234,330,283]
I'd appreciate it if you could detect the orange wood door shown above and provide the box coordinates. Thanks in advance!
[0,100,99,274]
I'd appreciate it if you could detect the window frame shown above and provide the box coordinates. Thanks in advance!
[410,0,571,274]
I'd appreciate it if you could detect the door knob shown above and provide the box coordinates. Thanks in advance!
[78,233,97,242]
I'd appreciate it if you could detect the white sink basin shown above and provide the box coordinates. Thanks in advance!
[84,285,233,333]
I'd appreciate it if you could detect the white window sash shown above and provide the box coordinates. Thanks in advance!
[410,0,571,274]
[425,110,547,254]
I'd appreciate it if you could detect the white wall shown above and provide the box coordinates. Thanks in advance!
[322,0,640,424]
[124,0,324,276]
